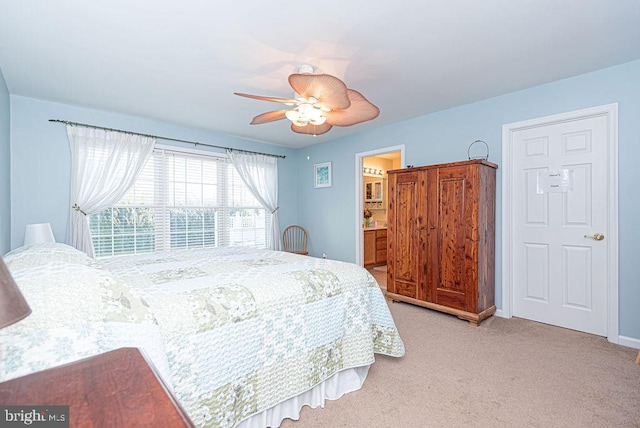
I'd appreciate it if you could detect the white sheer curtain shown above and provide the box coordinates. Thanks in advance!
[66,125,155,258]
[227,150,281,250]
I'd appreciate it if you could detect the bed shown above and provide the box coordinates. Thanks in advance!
[0,243,404,427]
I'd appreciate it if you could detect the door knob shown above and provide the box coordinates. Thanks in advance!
[584,233,605,241]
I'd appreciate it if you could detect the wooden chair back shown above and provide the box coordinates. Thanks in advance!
[282,225,308,255]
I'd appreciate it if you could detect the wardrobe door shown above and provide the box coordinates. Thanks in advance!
[387,170,427,300]
[430,164,478,312]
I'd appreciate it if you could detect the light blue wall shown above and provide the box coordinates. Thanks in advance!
[7,60,640,341]
[297,59,640,341]
[0,68,10,255]
[9,96,297,249]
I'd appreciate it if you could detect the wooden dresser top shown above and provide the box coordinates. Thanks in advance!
[0,348,194,427]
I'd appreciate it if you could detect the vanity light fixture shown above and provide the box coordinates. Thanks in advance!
[363,167,384,177]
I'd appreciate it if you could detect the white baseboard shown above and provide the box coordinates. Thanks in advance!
[618,335,640,350]
[492,309,639,350]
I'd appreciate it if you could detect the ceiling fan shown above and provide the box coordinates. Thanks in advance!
[234,65,380,136]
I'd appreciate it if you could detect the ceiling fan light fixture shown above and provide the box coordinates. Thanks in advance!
[309,115,327,125]
[235,65,379,135]
[284,110,298,122]
[285,110,305,126]
[298,102,314,116]
[285,101,326,127]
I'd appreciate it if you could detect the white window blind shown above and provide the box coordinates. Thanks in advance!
[89,149,270,257]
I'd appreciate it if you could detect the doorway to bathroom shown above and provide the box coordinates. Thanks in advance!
[354,146,405,283]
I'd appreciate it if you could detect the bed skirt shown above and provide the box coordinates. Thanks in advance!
[236,365,371,428]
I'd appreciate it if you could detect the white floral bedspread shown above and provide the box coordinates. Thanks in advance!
[1,244,404,428]
[0,243,171,385]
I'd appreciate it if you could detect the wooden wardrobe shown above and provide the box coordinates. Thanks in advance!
[386,159,497,326]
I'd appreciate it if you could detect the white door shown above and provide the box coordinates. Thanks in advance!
[508,107,616,336]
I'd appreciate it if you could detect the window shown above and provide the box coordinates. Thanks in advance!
[90,148,270,257]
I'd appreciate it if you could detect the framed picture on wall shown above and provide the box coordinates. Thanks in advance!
[314,162,332,188]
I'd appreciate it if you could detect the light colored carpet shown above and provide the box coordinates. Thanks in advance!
[281,300,640,427]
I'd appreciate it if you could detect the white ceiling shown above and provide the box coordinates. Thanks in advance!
[1,1,639,149]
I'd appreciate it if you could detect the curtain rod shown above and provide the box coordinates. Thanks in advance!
[48,119,286,159]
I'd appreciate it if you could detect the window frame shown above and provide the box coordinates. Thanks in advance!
[89,144,270,258]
